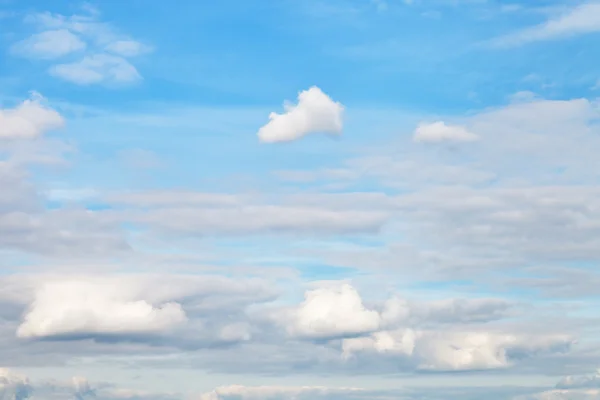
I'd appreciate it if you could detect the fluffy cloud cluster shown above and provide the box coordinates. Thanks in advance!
[16,278,187,339]
[286,284,381,338]
[0,369,31,400]
[257,86,344,143]
[11,8,151,85]
[282,283,573,371]
[0,93,64,139]
[491,2,600,47]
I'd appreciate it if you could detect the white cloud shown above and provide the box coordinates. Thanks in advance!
[49,54,141,85]
[257,86,344,143]
[105,40,153,57]
[515,389,600,400]
[492,2,600,47]
[11,29,86,59]
[14,9,152,85]
[198,385,366,400]
[342,329,573,371]
[285,284,381,338]
[557,371,600,389]
[413,121,479,143]
[16,278,187,339]
[0,94,64,139]
[0,369,31,400]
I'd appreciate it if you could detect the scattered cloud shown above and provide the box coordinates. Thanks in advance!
[12,8,151,85]
[50,54,141,85]
[491,2,600,47]
[0,369,31,400]
[413,121,479,143]
[257,86,344,143]
[105,40,153,57]
[198,385,370,400]
[0,93,64,139]
[10,29,86,59]
[343,329,573,371]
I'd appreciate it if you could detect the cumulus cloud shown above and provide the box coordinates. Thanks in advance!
[11,29,86,59]
[277,283,572,371]
[50,54,141,85]
[285,284,381,339]
[0,369,31,400]
[413,121,479,143]
[0,93,64,139]
[257,86,344,143]
[342,329,573,371]
[16,278,187,339]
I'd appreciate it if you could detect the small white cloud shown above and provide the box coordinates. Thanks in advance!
[286,283,380,339]
[105,40,153,57]
[491,2,600,47]
[16,279,187,339]
[413,121,479,143]
[49,54,141,85]
[257,86,344,143]
[0,369,31,400]
[0,93,64,139]
[11,29,86,59]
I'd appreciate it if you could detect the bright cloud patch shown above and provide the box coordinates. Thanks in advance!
[413,121,479,143]
[0,369,31,400]
[257,86,344,143]
[286,284,381,338]
[0,94,64,139]
[12,9,151,85]
[49,54,141,85]
[11,29,86,59]
[342,329,573,371]
[16,279,187,339]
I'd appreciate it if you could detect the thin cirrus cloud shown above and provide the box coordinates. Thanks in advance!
[257,86,344,143]
[490,2,600,47]
[105,40,154,57]
[49,54,142,85]
[413,121,479,143]
[11,9,151,86]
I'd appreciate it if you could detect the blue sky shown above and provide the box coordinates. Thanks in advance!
[3,0,600,399]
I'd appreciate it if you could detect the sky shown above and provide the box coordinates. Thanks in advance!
[3,0,600,399]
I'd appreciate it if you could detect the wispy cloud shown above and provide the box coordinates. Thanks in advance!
[10,29,86,59]
[11,7,152,86]
[491,2,600,47]
[49,54,141,85]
